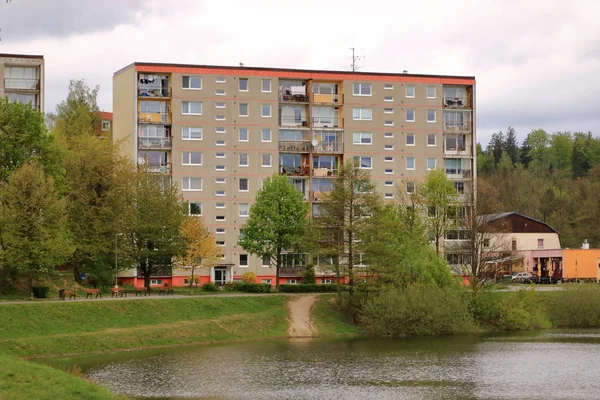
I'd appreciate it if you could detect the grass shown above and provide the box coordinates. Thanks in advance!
[0,354,124,400]
[312,295,365,337]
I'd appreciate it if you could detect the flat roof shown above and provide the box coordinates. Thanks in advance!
[115,61,475,84]
[0,53,44,60]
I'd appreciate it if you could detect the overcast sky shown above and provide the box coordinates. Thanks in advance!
[1,0,598,145]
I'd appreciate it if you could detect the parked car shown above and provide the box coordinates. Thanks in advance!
[511,272,532,283]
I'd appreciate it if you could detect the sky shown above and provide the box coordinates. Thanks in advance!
[0,0,598,146]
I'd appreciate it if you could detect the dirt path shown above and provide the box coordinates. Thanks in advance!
[287,294,318,338]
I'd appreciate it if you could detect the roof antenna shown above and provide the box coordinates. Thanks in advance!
[349,47,364,72]
[239,62,244,67]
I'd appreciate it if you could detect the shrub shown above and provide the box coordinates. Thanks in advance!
[242,272,257,284]
[31,286,49,299]
[279,284,339,293]
[301,265,316,284]
[360,283,475,337]
[232,283,272,293]
[498,290,550,330]
[201,282,219,292]
[547,285,600,328]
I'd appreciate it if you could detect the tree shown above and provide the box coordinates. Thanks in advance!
[503,126,520,165]
[416,168,460,255]
[50,79,100,138]
[317,161,382,317]
[524,129,550,171]
[177,216,219,293]
[548,132,573,172]
[238,175,309,292]
[119,171,188,289]
[572,132,594,178]
[0,163,74,299]
[487,131,505,165]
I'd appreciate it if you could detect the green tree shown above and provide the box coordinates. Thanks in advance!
[0,163,74,299]
[503,126,520,165]
[238,175,309,291]
[49,79,100,138]
[487,131,505,164]
[548,132,573,172]
[317,161,382,316]
[524,129,550,171]
[477,143,496,174]
[572,132,594,178]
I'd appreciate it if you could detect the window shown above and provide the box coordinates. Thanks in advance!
[216,227,226,234]
[239,153,249,167]
[538,239,544,248]
[427,157,437,170]
[216,140,226,146]
[262,153,272,167]
[353,108,372,120]
[216,152,226,159]
[216,215,226,221]
[384,120,394,126]
[384,83,394,90]
[189,202,202,216]
[483,239,490,248]
[427,109,436,123]
[384,168,393,174]
[353,83,372,96]
[353,156,372,169]
[182,101,202,115]
[182,126,202,140]
[406,157,415,170]
[102,121,110,131]
[384,96,393,102]
[215,177,226,183]
[182,76,202,90]
[512,239,517,251]
[215,165,226,171]
[427,86,436,99]
[406,133,415,146]
[239,203,249,217]
[239,78,248,91]
[216,127,226,134]
[261,278,272,284]
[405,85,415,98]
[384,144,394,150]
[385,193,393,199]
[262,256,270,267]
[428,134,437,146]
[406,181,415,194]
[182,151,202,165]
[286,279,299,284]
[261,104,271,117]
[385,180,394,186]
[216,204,226,210]
[454,181,465,193]
[150,279,162,285]
[215,115,226,121]
[384,108,394,114]
[239,103,249,117]
[238,128,249,142]
[261,79,271,92]
[216,241,226,247]
[239,178,249,191]
[182,177,202,191]
[239,254,248,267]
[406,109,415,122]
[353,132,372,145]
[215,102,226,109]
[384,156,394,162]
[215,89,226,96]
[262,129,271,142]
[385,132,394,138]
[216,77,226,83]
[216,190,226,197]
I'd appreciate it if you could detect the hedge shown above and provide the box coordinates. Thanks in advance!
[279,284,340,293]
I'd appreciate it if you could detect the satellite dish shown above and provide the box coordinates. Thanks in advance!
[312,139,318,147]
[138,157,146,165]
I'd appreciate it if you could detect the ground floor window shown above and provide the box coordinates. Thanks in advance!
[261,279,272,284]
[286,279,299,284]
[150,279,163,285]
[321,279,334,284]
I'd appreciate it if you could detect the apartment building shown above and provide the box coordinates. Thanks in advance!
[113,62,476,288]
[0,53,44,112]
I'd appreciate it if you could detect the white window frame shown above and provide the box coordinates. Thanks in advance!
[384,193,394,199]
[215,89,226,96]
[215,177,226,183]
[353,132,373,145]
[182,177,202,191]
[215,165,226,172]
[182,101,202,115]
[427,109,436,123]
[384,180,394,186]
[102,121,110,131]
[216,152,226,159]
[239,103,249,117]
[384,96,393,102]
[384,132,394,138]
[354,156,373,170]
[262,153,272,167]
[384,83,394,90]
[239,254,249,267]
[406,181,416,194]
[216,127,226,134]
[262,256,270,267]
[216,140,226,146]
[189,202,202,216]
[261,104,272,117]
[384,108,394,114]
[216,215,226,221]
[215,102,226,109]
[215,115,226,121]
[182,126,202,140]
[427,134,437,147]
[215,77,226,83]
[405,85,415,98]
[216,227,226,234]
[182,151,202,166]
[261,79,271,93]
[239,153,249,167]
[427,86,436,99]
[216,240,226,247]
[239,78,249,92]
[384,144,394,150]
[182,75,202,90]
[238,128,249,142]
[353,83,372,96]
[261,129,272,142]
[239,178,249,192]
[427,157,437,170]
[239,203,249,217]
[406,109,415,122]
[216,190,226,197]
[384,120,394,127]
[406,157,416,170]
[384,156,394,162]
[384,168,394,175]
[216,204,226,210]
[353,108,373,121]
[406,133,415,146]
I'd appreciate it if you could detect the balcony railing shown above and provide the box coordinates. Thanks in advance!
[443,121,471,133]
[279,116,309,127]
[138,112,171,124]
[4,78,40,90]
[445,168,471,179]
[280,166,310,176]
[138,137,172,149]
[312,93,341,104]
[313,168,338,177]
[138,87,171,98]
[279,266,306,277]
[145,164,171,174]
[311,191,331,203]
[312,117,342,128]
[443,97,469,109]
[314,142,343,153]
[278,141,311,152]
[279,92,309,103]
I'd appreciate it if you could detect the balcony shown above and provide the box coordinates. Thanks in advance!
[443,97,469,109]
[4,78,40,91]
[313,142,343,153]
[313,168,338,177]
[312,93,341,104]
[445,168,472,179]
[278,141,311,153]
[280,165,310,177]
[310,191,331,203]
[279,116,309,128]
[279,266,306,277]
[146,163,171,174]
[443,121,471,134]
[279,92,309,103]
[138,112,171,124]
[312,117,342,128]
[138,87,171,98]
[138,137,172,149]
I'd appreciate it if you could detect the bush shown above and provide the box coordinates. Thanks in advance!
[201,282,219,292]
[547,285,600,328]
[31,286,49,298]
[301,265,316,284]
[471,290,550,331]
[242,272,257,284]
[360,283,475,337]
[231,283,272,293]
[279,284,339,293]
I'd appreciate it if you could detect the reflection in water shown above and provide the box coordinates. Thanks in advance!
[48,330,600,399]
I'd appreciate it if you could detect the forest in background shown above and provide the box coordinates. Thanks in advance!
[477,127,600,248]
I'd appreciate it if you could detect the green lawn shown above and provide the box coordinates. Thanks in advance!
[312,295,365,338]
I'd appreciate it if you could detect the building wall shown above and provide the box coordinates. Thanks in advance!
[0,54,45,112]
[488,232,562,252]
[563,249,600,280]
[113,66,136,159]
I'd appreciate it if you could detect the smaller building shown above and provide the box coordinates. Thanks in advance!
[0,53,45,112]
[563,246,600,282]
[93,111,112,136]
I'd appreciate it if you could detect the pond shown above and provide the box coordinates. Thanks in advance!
[43,329,600,399]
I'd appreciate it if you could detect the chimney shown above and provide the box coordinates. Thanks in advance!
[582,239,590,250]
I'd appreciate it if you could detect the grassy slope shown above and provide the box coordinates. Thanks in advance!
[312,295,365,337]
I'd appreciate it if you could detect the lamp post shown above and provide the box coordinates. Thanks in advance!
[115,233,123,288]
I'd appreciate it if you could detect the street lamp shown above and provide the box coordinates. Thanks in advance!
[115,233,123,288]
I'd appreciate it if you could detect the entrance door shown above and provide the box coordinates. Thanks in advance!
[214,267,227,285]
